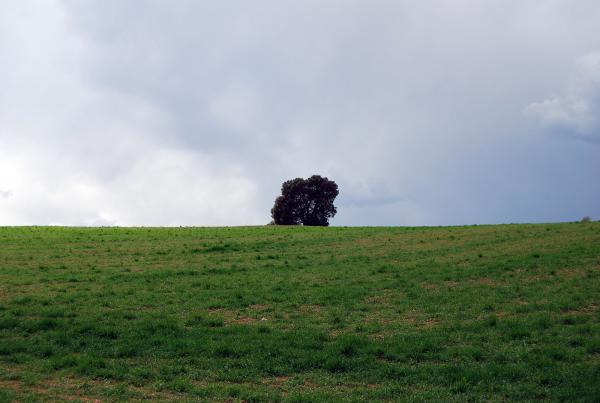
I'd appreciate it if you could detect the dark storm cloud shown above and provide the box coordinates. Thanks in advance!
[1,0,599,225]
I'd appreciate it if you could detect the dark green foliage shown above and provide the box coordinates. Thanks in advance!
[271,175,339,226]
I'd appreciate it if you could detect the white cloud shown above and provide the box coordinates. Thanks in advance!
[525,51,600,141]
[0,1,261,226]
[0,142,261,226]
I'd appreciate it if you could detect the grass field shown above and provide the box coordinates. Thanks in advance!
[0,223,599,401]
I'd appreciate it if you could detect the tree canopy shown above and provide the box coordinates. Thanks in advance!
[271,175,339,226]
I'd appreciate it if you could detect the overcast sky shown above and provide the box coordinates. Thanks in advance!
[1,0,599,226]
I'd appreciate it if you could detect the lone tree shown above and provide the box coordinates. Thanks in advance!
[271,175,339,226]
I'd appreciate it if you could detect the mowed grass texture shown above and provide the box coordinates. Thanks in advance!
[0,224,599,402]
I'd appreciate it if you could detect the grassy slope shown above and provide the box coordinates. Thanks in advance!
[0,223,599,401]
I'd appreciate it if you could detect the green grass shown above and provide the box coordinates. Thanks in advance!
[0,223,599,401]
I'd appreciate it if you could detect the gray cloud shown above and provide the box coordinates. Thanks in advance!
[526,52,600,142]
[1,0,600,225]
[0,190,12,199]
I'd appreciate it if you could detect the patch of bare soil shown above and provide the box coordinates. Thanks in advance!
[248,304,269,310]
[557,268,587,278]
[561,303,598,315]
[206,308,260,325]
[262,376,290,388]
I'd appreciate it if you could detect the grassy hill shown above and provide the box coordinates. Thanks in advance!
[0,223,599,401]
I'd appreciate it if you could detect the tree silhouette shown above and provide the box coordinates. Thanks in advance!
[271,175,339,226]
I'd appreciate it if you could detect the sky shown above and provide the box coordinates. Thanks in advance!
[1,0,599,226]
